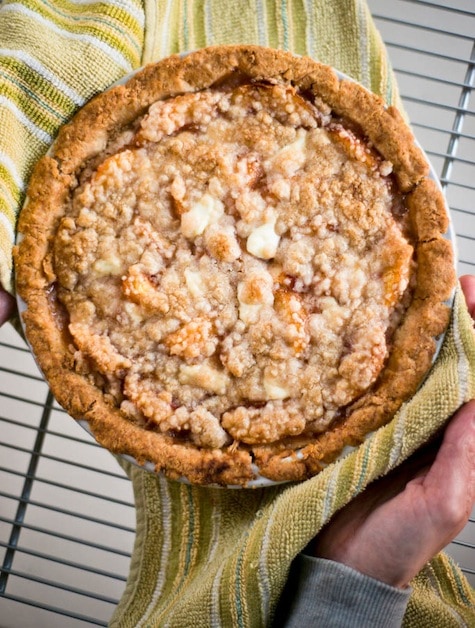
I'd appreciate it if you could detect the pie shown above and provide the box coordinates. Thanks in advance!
[15,45,456,486]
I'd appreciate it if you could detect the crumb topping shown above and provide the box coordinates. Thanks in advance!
[53,82,413,449]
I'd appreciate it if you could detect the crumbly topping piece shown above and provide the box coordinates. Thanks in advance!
[52,81,413,449]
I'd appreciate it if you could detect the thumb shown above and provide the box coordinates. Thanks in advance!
[459,275,475,319]
[422,400,475,536]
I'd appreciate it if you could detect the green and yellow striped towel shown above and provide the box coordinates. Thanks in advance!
[1,1,474,626]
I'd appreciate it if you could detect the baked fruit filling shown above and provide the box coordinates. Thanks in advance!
[54,82,412,450]
[16,46,455,485]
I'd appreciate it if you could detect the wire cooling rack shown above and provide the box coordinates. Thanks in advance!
[1,1,474,625]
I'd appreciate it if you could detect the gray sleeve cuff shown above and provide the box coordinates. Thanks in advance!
[274,554,411,628]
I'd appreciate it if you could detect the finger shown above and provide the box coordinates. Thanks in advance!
[0,288,16,326]
[459,275,475,320]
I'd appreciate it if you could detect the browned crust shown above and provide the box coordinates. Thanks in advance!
[327,82,429,192]
[407,178,450,241]
[14,45,455,486]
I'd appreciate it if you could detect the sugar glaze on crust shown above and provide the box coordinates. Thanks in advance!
[15,46,455,486]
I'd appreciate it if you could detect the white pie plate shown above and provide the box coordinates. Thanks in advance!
[15,63,457,488]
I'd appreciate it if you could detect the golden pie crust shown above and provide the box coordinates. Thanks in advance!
[15,46,456,486]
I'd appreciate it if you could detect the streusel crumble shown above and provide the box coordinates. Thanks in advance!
[15,46,455,485]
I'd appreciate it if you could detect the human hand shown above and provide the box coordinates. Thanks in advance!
[312,275,475,589]
[0,283,15,326]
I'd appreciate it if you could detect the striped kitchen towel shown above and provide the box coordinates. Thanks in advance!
[1,1,474,627]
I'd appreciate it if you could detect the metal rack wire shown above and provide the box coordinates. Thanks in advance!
[0,1,474,625]
[0,335,136,626]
